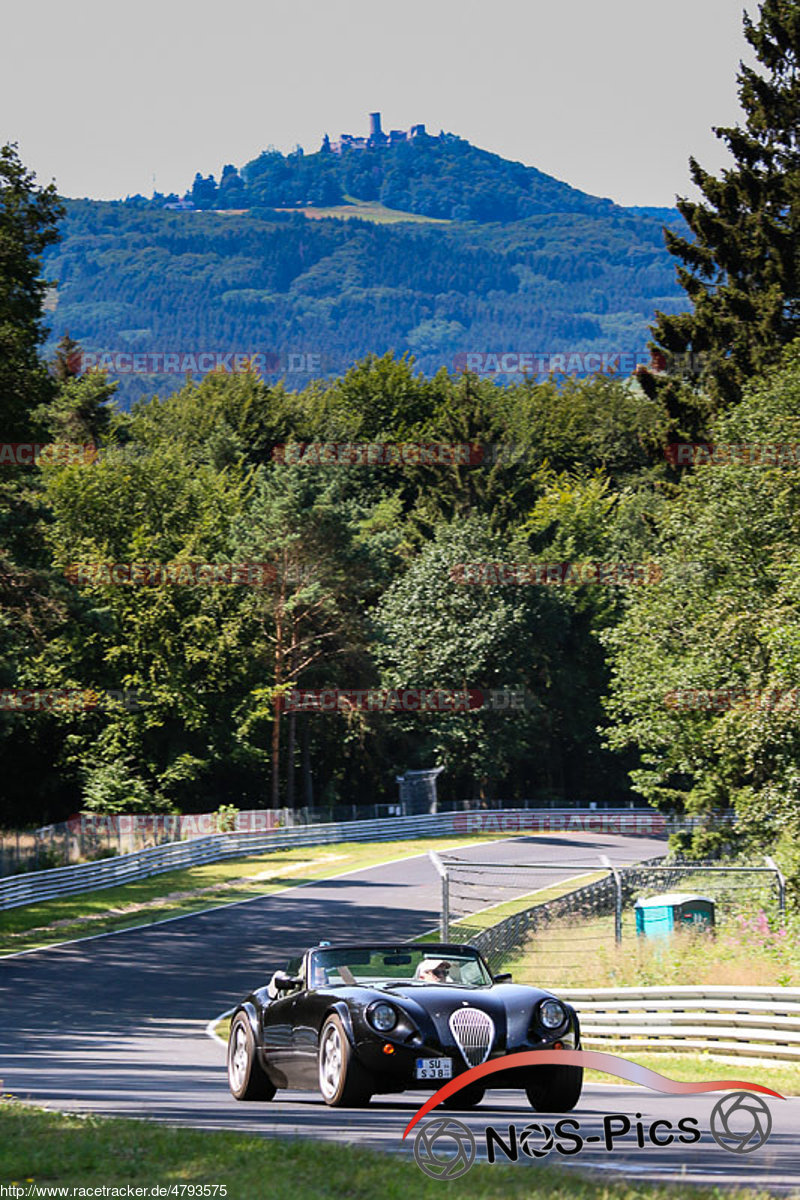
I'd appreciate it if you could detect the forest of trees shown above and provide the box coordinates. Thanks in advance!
[41,185,687,409]
[144,130,636,222]
[1,0,799,894]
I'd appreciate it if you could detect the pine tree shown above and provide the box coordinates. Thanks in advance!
[0,143,63,434]
[52,332,82,381]
[652,0,800,406]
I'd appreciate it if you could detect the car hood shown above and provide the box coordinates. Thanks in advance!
[345,982,563,1055]
[375,982,554,1009]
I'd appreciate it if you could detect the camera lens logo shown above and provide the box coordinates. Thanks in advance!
[519,1121,555,1158]
[710,1092,772,1153]
[413,1116,477,1179]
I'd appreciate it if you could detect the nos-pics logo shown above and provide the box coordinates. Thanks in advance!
[405,1050,781,1180]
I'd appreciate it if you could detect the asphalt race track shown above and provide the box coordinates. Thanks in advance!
[2,830,798,1189]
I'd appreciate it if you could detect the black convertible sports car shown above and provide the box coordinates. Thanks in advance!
[226,941,582,1109]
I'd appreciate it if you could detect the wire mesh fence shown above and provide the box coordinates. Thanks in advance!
[435,855,787,983]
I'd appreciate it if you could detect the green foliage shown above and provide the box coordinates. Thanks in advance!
[0,142,63,433]
[652,0,800,405]
[82,759,157,814]
[603,342,800,881]
[235,132,622,222]
[40,194,687,409]
[215,803,238,832]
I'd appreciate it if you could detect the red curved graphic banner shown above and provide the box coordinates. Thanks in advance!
[402,1049,785,1139]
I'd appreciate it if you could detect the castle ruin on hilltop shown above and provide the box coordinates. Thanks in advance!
[323,113,426,155]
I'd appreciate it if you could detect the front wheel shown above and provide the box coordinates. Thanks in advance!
[227,1013,276,1101]
[318,1014,372,1107]
[525,1064,583,1112]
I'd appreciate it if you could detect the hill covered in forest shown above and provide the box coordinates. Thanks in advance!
[41,124,689,405]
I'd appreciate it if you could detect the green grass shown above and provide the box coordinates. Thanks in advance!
[582,1052,799,1095]
[0,1097,780,1199]
[0,833,499,956]
[275,196,450,224]
[498,901,800,1094]
[503,907,800,990]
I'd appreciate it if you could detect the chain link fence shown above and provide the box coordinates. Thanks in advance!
[433,854,786,976]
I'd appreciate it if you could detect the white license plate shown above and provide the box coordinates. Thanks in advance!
[415,1057,453,1080]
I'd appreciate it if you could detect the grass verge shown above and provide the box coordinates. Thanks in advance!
[0,1097,778,1199]
[503,909,800,989]
[583,1052,799,1096]
[0,833,500,956]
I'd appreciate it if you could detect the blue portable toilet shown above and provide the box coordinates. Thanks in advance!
[635,892,715,939]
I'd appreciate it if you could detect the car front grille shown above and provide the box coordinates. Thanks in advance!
[448,1007,495,1067]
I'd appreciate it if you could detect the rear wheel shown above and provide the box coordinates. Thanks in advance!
[441,1083,485,1109]
[318,1014,372,1107]
[525,1064,583,1112]
[227,1013,276,1101]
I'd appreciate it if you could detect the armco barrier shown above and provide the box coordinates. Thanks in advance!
[0,808,670,912]
[558,986,800,1062]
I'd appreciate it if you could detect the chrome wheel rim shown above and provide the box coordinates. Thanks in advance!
[319,1024,342,1099]
[229,1022,249,1092]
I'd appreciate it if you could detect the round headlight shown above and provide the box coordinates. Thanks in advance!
[370,1003,398,1032]
[540,999,566,1029]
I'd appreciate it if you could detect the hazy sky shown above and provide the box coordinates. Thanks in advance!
[2,0,758,208]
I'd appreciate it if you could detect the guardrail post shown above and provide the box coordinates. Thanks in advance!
[601,855,623,945]
[429,850,449,940]
[764,855,786,921]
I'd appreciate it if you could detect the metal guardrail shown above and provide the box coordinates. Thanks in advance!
[0,807,673,913]
[2,799,676,876]
[558,986,800,1061]
[0,812,464,910]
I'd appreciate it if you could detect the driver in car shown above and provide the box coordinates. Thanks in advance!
[416,957,452,982]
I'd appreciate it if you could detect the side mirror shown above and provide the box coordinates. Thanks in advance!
[272,970,302,993]
[493,972,512,984]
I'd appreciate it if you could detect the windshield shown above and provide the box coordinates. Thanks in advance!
[306,945,493,988]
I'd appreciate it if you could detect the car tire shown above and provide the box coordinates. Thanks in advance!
[525,1064,583,1112]
[227,1013,277,1101]
[441,1083,485,1109]
[318,1014,372,1107]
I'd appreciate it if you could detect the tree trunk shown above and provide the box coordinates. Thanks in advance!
[286,710,296,810]
[271,578,286,809]
[302,719,313,809]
